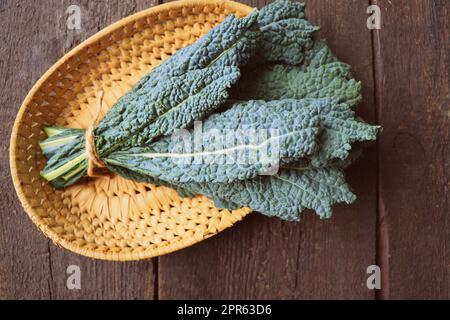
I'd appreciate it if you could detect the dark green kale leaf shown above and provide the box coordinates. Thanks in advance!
[232,36,362,107]
[105,99,321,183]
[172,167,356,221]
[254,0,319,65]
[97,66,241,151]
[232,63,362,107]
[104,98,380,184]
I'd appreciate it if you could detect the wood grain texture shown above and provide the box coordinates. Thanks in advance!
[0,0,158,300]
[373,0,450,299]
[158,0,377,300]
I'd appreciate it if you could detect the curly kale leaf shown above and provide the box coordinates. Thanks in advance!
[131,11,261,91]
[232,63,362,107]
[173,167,356,221]
[105,99,322,183]
[254,0,319,65]
[105,98,380,184]
[107,165,197,198]
[94,11,262,153]
[232,36,362,107]
[301,39,340,69]
[117,66,241,149]
[304,98,380,166]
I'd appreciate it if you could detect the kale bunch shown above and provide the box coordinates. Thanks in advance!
[40,0,380,221]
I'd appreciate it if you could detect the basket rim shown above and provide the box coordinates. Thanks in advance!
[9,0,253,261]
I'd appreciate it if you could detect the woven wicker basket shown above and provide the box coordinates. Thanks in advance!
[10,0,253,261]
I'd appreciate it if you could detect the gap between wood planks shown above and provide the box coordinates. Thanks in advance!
[369,0,388,301]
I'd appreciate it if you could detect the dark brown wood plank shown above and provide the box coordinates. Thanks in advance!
[373,0,450,299]
[158,0,377,299]
[0,0,158,300]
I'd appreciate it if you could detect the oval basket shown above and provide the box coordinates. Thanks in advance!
[10,0,253,261]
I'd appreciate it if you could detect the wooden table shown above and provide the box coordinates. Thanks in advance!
[0,0,448,300]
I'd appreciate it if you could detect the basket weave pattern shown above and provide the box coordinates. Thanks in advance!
[10,0,253,261]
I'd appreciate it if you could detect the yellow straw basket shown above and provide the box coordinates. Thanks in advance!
[10,0,253,261]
